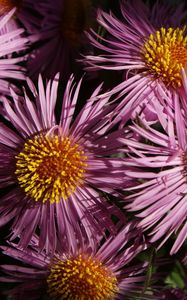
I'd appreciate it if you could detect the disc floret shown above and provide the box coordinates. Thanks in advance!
[15,134,88,204]
[47,254,118,299]
[143,26,187,88]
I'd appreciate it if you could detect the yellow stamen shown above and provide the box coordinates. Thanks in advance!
[142,26,187,88]
[15,134,87,204]
[47,254,118,299]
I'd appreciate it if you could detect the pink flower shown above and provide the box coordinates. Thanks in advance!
[0,223,147,299]
[83,0,187,123]
[120,96,187,254]
[0,73,129,253]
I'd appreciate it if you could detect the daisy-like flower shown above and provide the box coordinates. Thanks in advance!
[0,223,149,300]
[120,95,187,255]
[0,73,129,253]
[83,0,187,123]
[27,0,93,80]
[0,7,28,95]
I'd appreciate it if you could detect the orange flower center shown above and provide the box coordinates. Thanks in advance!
[15,134,87,204]
[142,27,187,88]
[47,254,118,299]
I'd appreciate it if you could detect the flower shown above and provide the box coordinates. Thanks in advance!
[0,223,148,299]
[27,0,93,80]
[83,0,187,123]
[119,95,187,254]
[0,73,129,253]
[0,7,28,95]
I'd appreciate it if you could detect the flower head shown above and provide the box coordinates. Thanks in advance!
[0,73,129,253]
[0,223,147,299]
[83,0,187,123]
[15,134,88,203]
[120,94,187,254]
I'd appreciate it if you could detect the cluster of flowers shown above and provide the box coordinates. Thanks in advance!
[0,0,187,299]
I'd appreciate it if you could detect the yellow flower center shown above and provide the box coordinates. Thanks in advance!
[47,254,118,299]
[61,0,91,47]
[0,0,22,14]
[15,134,87,204]
[142,27,187,88]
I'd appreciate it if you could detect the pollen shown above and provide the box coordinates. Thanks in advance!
[15,134,88,204]
[0,0,22,14]
[47,254,118,299]
[142,27,187,88]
